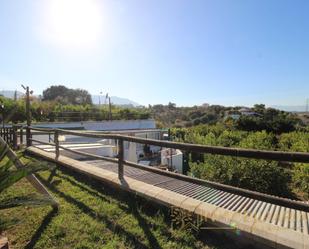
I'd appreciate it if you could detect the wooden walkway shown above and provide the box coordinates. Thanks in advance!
[27,145,309,249]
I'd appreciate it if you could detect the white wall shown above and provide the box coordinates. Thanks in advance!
[161,149,183,173]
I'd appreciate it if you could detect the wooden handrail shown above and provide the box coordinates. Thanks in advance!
[29,126,309,163]
[58,145,118,164]
[30,138,56,147]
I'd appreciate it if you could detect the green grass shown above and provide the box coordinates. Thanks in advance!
[0,156,239,249]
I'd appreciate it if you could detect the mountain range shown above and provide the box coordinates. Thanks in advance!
[270,105,307,113]
[91,95,140,107]
[0,90,141,107]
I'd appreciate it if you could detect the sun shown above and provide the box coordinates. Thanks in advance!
[42,0,102,50]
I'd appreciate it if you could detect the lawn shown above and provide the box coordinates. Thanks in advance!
[0,156,238,249]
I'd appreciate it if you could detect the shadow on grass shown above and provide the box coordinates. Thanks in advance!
[118,177,162,249]
[47,167,57,183]
[128,198,162,249]
[20,157,242,249]
[24,208,58,249]
[49,167,239,249]
[52,171,129,211]
[53,171,164,249]
[36,174,150,248]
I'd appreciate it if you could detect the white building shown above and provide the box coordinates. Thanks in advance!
[238,107,259,116]
[99,129,163,163]
[32,120,165,163]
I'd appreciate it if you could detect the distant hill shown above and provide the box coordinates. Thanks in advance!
[271,105,306,112]
[91,95,141,107]
[0,90,23,99]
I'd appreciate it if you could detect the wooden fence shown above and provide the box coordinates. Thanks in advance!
[27,126,309,212]
[0,126,20,149]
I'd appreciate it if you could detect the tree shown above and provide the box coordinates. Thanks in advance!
[168,102,176,109]
[42,85,69,102]
[253,104,265,114]
[42,85,92,105]
[67,88,92,105]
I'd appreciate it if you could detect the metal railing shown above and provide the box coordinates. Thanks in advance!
[27,126,309,212]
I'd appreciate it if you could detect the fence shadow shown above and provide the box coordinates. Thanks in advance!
[24,208,58,249]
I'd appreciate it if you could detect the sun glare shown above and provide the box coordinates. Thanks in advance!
[43,0,102,50]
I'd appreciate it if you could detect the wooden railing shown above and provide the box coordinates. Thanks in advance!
[0,125,23,149]
[27,126,309,212]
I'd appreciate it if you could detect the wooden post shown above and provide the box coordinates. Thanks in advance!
[26,127,32,146]
[3,128,6,143]
[9,128,13,146]
[118,138,124,179]
[13,126,17,150]
[54,131,59,159]
[20,126,23,145]
[26,86,32,147]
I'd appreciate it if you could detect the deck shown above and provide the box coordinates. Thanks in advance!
[27,145,309,249]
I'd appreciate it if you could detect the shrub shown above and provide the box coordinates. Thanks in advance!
[190,156,290,196]
[292,164,309,198]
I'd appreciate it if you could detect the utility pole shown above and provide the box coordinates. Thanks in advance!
[14,90,17,101]
[306,98,309,113]
[108,97,112,121]
[99,91,102,106]
[0,102,4,128]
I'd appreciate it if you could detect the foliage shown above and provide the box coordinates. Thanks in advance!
[0,95,151,123]
[172,125,309,199]
[190,157,290,195]
[0,148,54,211]
[278,132,309,198]
[292,164,309,197]
[151,103,303,133]
[235,105,300,134]
[42,85,92,105]
[150,103,226,127]
[1,91,303,129]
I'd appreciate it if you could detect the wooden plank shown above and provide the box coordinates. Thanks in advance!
[118,138,124,179]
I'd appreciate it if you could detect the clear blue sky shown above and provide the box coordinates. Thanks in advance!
[0,0,308,107]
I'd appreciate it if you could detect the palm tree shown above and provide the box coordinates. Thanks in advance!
[0,156,55,210]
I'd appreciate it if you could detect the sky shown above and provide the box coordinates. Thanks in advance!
[0,0,308,107]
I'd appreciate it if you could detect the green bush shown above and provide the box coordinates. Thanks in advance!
[190,156,290,196]
[172,125,309,198]
[292,164,309,198]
